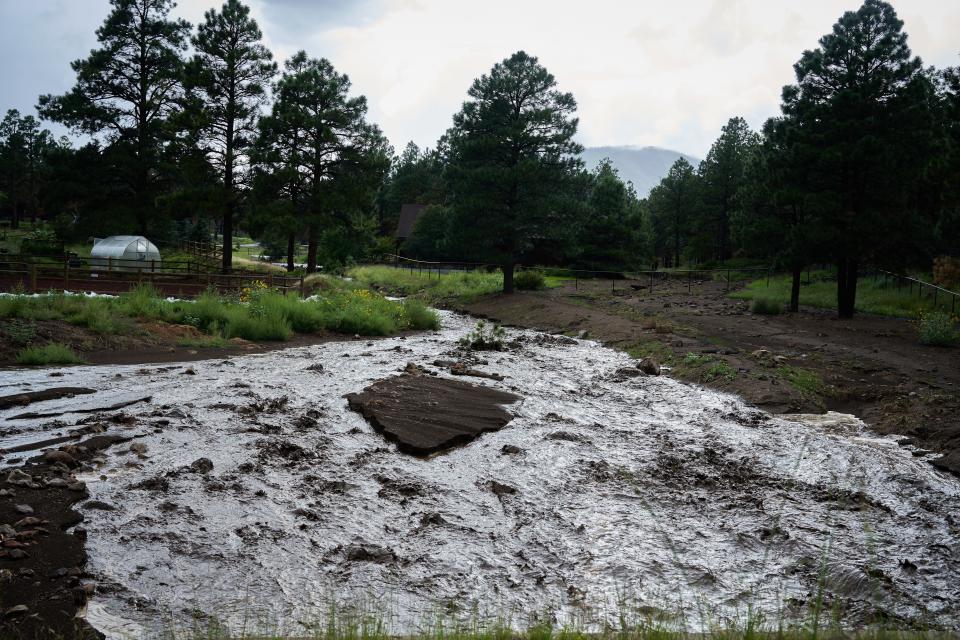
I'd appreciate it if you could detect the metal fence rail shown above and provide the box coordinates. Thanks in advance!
[875,269,959,314]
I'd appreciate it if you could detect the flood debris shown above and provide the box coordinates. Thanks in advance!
[0,387,96,410]
[345,373,520,455]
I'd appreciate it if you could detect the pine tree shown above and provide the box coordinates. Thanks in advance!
[648,157,697,268]
[189,0,276,272]
[38,0,190,234]
[780,0,937,317]
[445,51,583,293]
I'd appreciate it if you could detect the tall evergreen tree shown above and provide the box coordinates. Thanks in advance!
[780,0,937,317]
[648,157,697,268]
[38,0,190,234]
[253,52,388,273]
[577,159,650,269]
[695,117,760,262]
[189,0,276,272]
[445,51,583,293]
[0,110,58,229]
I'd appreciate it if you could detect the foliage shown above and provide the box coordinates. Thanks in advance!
[38,0,191,234]
[348,266,503,303]
[459,320,507,351]
[648,158,697,268]
[513,270,546,291]
[917,311,958,346]
[444,51,584,293]
[16,343,85,366]
[1,319,37,346]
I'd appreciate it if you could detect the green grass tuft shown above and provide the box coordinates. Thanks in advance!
[16,343,85,366]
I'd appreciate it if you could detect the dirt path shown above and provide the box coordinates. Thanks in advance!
[457,277,960,474]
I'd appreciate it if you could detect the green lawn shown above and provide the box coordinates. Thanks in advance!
[348,265,566,303]
[731,271,957,318]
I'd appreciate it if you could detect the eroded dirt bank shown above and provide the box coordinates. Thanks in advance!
[455,278,960,474]
[2,311,958,638]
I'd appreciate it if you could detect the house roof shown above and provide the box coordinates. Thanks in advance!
[396,204,427,239]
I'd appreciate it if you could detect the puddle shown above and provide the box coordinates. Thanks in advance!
[2,311,958,637]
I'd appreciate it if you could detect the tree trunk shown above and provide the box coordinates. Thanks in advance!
[286,233,295,272]
[790,262,802,312]
[836,257,858,319]
[502,262,515,294]
[221,202,233,274]
[306,224,318,274]
[12,202,22,231]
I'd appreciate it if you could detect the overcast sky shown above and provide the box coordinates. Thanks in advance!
[1,0,957,157]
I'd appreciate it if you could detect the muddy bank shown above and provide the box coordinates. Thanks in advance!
[1,433,130,639]
[0,317,375,369]
[2,311,958,637]
[346,371,521,455]
[456,278,960,474]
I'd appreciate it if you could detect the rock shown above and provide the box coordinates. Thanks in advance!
[42,450,77,466]
[615,367,642,378]
[5,469,34,487]
[432,359,458,368]
[67,482,85,492]
[345,544,396,563]
[305,363,325,372]
[449,363,505,381]
[0,525,15,537]
[488,480,517,496]
[187,457,214,474]
[751,349,770,359]
[638,359,661,376]
[83,500,116,511]
[576,330,590,339]
[13,517,42,528]
[403,362,429,375]
[3,605,28,618]
[182,367,197,375]
[44,477,69,488]
[419,512,447,526]
[166,407,188,419]
[345,374,520,456]
[4,549,28,560]
[500,445,524,455]
[130,442,148,456]
[13,505,32,515]
[72,527,87,541]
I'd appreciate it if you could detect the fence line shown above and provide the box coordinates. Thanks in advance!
[874,269,959,314]
[0,254,304,298]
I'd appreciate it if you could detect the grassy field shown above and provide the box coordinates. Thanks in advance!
[0,283,439,362]
[349,265,566,302]
[731,271,958,318]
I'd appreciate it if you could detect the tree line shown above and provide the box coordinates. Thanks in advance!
[1,0,958,312]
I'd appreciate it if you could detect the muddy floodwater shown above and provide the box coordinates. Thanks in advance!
[2,311,959,637]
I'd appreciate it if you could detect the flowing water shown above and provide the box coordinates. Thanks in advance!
[1,310,958,637]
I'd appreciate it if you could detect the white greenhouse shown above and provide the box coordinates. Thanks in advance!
[90,235,162,271]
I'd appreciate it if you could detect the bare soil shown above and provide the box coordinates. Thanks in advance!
[0,318,365,368]
[456,277,960,474]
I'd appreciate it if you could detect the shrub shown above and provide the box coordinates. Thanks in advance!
[459,320,506,350]
[514,270,545,291]
[16,343,85,366]
[1,319,36,346]
[751,298,782,315]
[67,299,129,334]
[918,311,958,346]
[402,299,440,330]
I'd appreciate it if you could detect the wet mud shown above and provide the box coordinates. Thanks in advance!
[0,311,958,637]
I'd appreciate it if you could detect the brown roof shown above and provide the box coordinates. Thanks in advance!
[396,204,426,239]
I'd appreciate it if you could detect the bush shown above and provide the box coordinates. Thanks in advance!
[403,299,440,331]
[751,298,782,315]
[459,320,506,350]
[918,311,958,346]
[16,343,85,366]
[514,270,545,291]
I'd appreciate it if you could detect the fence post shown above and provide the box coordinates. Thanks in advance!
[300,276,305,298]
[688,269,692,293]
[726,269,730,292]
[29,263,37,293]
[151,259,155,273]
[64,259,69,291]
[108,256,113,272]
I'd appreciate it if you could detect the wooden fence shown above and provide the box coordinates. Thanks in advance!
[0,254,305,298]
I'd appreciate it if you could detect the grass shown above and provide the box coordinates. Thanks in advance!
[732,271,958,318]
[15,342,85,365]
[776,365,826,396]
[178,335,233,349]
[675,352,736,382]
[349,266,504,303]
[0,283,440,348]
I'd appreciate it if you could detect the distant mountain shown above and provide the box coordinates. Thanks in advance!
[581,146,700,197]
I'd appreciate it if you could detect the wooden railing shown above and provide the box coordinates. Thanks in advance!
[0,254,305,298]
